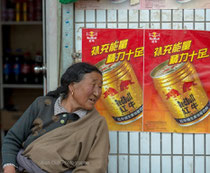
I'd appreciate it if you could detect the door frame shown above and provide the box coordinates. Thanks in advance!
[44,0,60,93]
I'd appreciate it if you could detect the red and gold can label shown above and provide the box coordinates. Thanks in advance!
[96,59,143,125]
[151,60,210,126]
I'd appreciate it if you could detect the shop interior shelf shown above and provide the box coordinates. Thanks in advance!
[2,84,43,89]
[1,21,42,25]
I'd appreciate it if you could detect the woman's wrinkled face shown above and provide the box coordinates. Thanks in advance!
[70,71,102,110]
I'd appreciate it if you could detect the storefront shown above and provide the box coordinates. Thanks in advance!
[1,0,210,172]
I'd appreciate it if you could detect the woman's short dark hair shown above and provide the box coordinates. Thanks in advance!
[46,62,102,98]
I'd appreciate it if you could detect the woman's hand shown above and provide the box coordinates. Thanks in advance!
[3,165,16,173]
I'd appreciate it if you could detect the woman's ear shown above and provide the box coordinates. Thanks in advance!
[68,83,74,96]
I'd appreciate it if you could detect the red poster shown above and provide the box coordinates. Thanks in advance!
[82,29,144,131]
[82,28,210,133]
[76,0,210,10]
[144,29,210,133]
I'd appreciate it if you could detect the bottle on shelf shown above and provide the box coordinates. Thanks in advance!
[22,0,27,21]
[15,0,21,22]
[1,0,7,21]
[3,57,12,84]
[35,0,42,21]
[7,0,15,21]
[11,48,24,84]
[28,0,35,21]
[21,52,31,84]
[13,56,21,84]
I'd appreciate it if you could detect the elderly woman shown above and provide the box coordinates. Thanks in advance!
[2,62,110,173]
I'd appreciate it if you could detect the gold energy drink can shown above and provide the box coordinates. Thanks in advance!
[96,59,143,125]
[151,60,210,126]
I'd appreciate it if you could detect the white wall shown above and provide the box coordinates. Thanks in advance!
[60,5,210,173]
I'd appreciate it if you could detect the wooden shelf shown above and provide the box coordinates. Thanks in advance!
[1,21,42,25]
[3,84,43,89]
